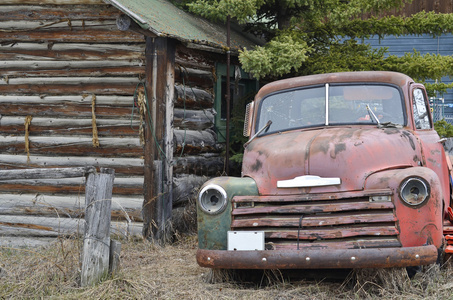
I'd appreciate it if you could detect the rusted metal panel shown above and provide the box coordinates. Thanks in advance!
[266,226,399,240]
[197,245,438,269]
[243,127,420,196]
[231,211,397,228]
[272,238,402,250]
[233,189,393,202]
[232,201,394,216]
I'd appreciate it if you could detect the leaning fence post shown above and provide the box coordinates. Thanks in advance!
[80,168,115,287]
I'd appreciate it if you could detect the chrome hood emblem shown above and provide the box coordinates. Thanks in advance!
[277,175,341,188]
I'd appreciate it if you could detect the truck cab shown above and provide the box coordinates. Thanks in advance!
[197,71,450,270]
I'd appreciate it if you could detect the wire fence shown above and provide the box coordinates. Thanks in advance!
[431,98,453,124]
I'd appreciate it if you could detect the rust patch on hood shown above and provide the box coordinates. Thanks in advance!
[243,127,422,195]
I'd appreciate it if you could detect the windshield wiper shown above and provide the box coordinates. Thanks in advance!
[244,120,272,148]
[366,105,380,126]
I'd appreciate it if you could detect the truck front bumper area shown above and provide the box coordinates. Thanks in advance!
[197,245,438,269]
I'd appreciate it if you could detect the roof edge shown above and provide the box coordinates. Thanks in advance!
[104,0,151,30]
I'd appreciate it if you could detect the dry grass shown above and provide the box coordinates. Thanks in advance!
[2,236,453,299]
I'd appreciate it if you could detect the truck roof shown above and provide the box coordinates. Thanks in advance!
[255,71,414,102]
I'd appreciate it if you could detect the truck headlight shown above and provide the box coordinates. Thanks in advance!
[399,177,430,206]
[198,184,228,214]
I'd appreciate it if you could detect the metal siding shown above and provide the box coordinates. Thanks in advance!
[365,34,453,113]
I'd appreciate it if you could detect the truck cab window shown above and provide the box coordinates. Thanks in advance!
[412,88,431,130]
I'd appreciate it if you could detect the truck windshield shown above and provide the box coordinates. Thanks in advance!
[256,83,405,134]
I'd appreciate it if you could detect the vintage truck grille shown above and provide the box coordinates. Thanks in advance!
[231,189,401,250]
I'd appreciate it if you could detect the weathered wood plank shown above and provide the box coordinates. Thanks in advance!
[0,60,143,69]
[0,177,144,195]
[172,174,207,206]
[173,155,223,176]
[109,239,121,276]
[0,95,134,106]
[174,129,219,154]
[0,236,57,248]
[0,20,118,30]
[80,168,114,287]
[0,116,141,137]
[0,42,144,61]
[0,136,143,157]
[0,216,143,238]
[0,5,116,21]
[174,67,214,89]
[0,76,139,85]
[0,103,136,117]
[0,84,137,96]
[175,44,217,71]
[0,193,143,221]
[0,166,94,180]
[0,154,144,176]
[0,29,144,43]
[173,108,214,131]
[2,66,145,78]
[174,84,213,109]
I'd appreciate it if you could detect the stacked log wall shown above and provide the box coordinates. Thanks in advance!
[172,45,225,208]
[0,0,146,229]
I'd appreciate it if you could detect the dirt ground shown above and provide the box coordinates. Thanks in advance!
[1,235,452,299]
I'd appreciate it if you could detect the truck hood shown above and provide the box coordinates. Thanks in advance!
[242,126,423,195]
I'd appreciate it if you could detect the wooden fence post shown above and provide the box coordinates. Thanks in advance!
[80,168,115,287]
[143,36,174,243]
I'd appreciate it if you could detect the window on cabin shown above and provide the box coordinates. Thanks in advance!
[214,64,258,142]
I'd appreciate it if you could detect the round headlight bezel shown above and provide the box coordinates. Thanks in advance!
[399,177,430,207]
[198,184,228,215]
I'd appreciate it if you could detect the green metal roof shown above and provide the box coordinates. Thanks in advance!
[105,0,260,51]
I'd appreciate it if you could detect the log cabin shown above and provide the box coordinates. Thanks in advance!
[0,0,261,243]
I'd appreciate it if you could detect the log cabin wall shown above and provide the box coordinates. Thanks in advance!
[0,0,147,226]
[172,44,225,209]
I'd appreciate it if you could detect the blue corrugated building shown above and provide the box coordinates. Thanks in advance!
[365,33,453,122]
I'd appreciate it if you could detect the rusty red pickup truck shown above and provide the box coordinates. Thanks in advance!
[196,71,453,270]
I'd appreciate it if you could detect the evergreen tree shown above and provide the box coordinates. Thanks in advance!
[185,0,453,95]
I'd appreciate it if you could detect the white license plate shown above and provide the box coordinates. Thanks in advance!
[227,231,264,251]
